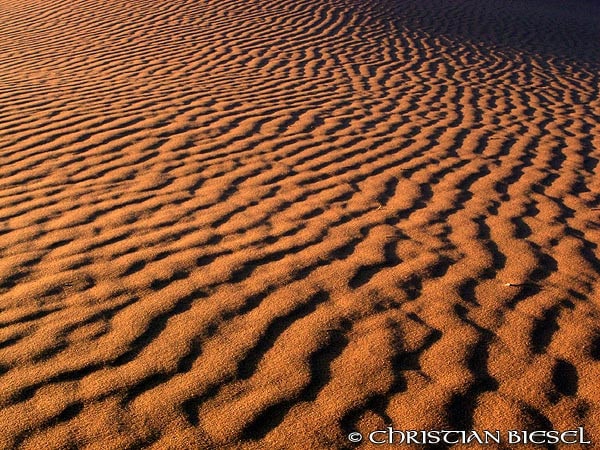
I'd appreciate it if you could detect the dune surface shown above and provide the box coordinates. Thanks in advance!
[1,0,600,448]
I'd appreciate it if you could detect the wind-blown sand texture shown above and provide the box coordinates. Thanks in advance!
[1,0,600,448]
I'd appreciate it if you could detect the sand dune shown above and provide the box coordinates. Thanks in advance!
[1,0,599,448]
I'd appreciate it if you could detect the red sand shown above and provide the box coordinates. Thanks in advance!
[1,0,599,448]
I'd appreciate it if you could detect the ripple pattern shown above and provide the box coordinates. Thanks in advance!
[1,0,599,448]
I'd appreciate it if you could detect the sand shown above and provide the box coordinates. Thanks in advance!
[1,0,599,448]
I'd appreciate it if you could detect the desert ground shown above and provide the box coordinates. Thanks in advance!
[1,0,599,448]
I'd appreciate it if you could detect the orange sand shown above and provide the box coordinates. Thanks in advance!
[1,0,599,448]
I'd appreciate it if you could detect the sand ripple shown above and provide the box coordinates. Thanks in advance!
[1,0,599,448]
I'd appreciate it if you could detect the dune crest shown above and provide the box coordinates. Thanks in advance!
[1,0,599,448]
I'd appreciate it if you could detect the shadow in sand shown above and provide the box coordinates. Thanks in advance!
[383,0,600,67]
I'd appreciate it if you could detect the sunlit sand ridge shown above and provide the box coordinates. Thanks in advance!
[0,0,599,448]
